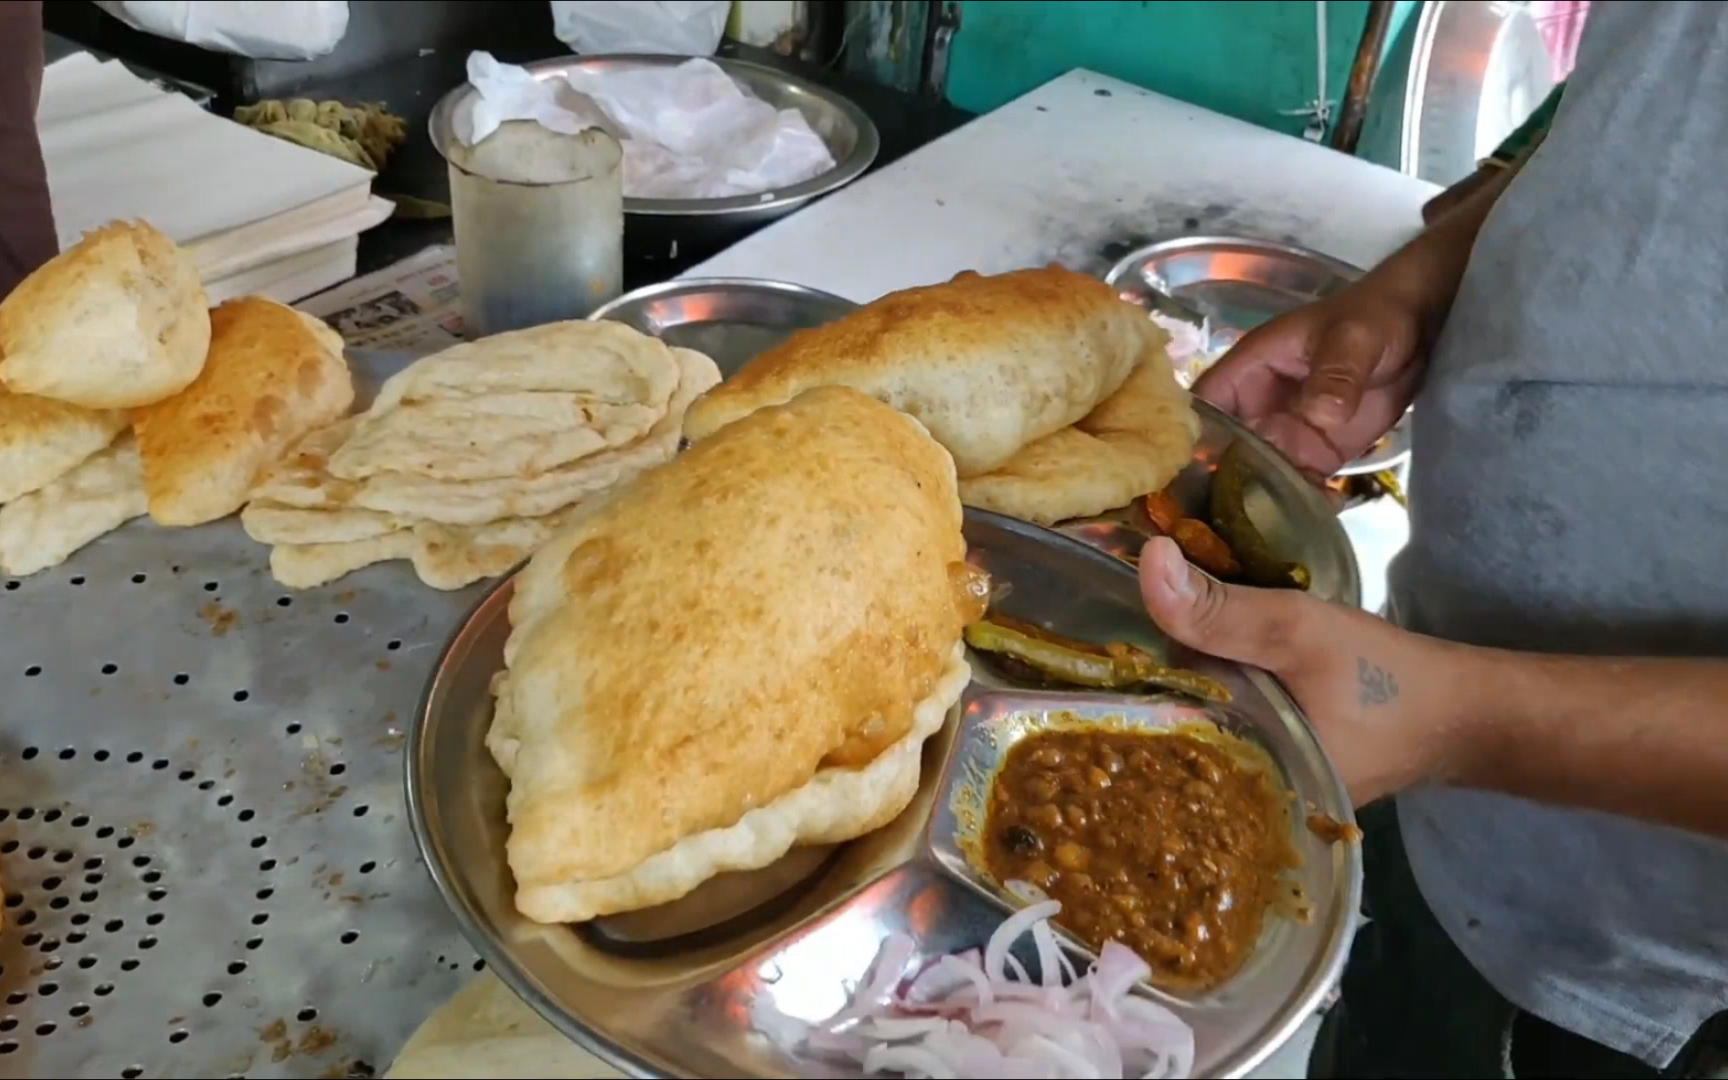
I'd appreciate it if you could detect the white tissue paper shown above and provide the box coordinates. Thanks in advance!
[550,0,731,57]
[458,51,837,201]
[94,0,348,60]
[1149,311,1235,388]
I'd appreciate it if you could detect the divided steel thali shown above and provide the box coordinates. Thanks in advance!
[407,277,1365,1079]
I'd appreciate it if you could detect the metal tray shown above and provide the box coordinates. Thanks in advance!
[406,510,1363,1079]
[590,279,856,380]
[0,347,527,1078]
[1105,236,1412,477]
[429,54,880,224]
[0,523,484,1079]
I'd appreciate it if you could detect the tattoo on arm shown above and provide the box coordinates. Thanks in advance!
[1357,657,1400,707]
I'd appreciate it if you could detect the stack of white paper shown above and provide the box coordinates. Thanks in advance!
[36,52,396,303]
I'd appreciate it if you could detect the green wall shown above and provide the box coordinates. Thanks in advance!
[945,0,1419,142]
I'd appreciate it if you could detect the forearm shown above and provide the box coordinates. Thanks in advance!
[1369,162,1518,339]
[1391,79,1565,323]
[1419,81,1565,226]
[1450,649,1728,840]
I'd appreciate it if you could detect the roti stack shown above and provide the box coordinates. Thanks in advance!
[489,386,984,923]
[241,320,721,590]
[682,264,1199,526]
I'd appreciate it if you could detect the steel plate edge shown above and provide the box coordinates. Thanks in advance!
[402,574,670,1080]
[1102,235,1367,291]
[962,508,1365,1079]
[587,277,858,323]
[1233,668,1365,1078]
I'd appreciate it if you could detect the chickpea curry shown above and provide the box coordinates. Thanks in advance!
[982,726,1295,991]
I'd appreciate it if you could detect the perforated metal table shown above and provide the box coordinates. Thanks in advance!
[0,491,485,1077]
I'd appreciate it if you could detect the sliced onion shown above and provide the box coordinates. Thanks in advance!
[1014,1033,1102,1077]
[1031,917,1062,989]
[861,1016,953,1041]
[806,901,1195,1078]
[1089,942,1152,1015]
[864,1042,960,1079]
[862,933,919,1002]
[906,955,994,1007]
[983,901,1059,983]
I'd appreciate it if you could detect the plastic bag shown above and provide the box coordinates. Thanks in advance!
[561,59,835,199]
[550,0,731,56]
[93,1,349,61]
[459,52,836,200]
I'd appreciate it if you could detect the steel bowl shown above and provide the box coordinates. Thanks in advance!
[589,278,856,380]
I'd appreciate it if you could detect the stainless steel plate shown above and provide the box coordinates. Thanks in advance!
[1060,399,1363,610]
[1403,0,1557,186]
[589,279,856,379]
[1104,236,1413,478]
[429,55,880,222]
[406,509,1362,1079]
[1337,417,1411,477]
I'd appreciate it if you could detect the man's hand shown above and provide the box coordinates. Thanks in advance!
[1191,281,1426,480]
[1195,159,1523,481]
[1137,537,1728,840]
[1136,537,1472,805]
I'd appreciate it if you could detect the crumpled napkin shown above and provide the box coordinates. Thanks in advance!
[455,51,837,200]
[458,51,610,145]
[1149,310,1235,388]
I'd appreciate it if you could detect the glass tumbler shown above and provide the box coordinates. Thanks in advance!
[438,119,624,339]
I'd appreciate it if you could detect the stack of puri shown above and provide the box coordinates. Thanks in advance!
[490,386,987,922]
[0,220,352,576]
[681,264,1201,527]
[240,322,721,590]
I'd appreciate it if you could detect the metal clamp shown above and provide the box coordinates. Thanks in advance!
[920,0,962,99]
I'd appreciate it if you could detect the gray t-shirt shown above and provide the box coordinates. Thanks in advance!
[1387,0,1728,1065]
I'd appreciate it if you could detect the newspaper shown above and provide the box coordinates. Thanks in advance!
[297,244,467,354]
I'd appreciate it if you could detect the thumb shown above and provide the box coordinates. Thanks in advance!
[1137,537,1296,673]
[1296,317,1381,430]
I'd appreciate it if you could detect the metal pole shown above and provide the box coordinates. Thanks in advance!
[1330,0,1396,153]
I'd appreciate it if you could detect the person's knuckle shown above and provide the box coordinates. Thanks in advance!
[1187,573,1233,639]
[1323,316,1383,368]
